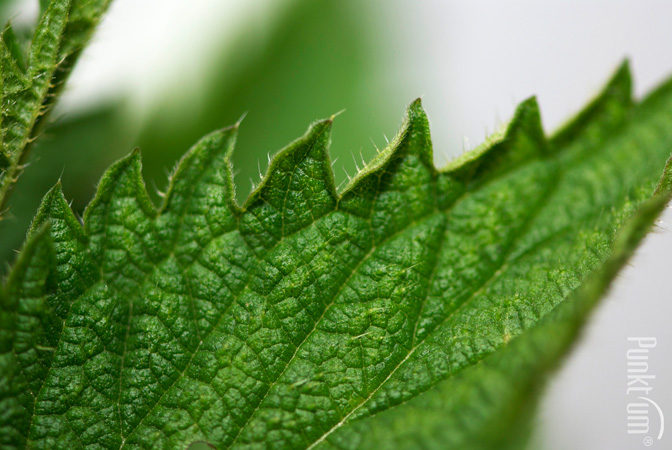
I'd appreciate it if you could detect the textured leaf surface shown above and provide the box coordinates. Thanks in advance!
[0,0,111,216]
[1,63,672,449]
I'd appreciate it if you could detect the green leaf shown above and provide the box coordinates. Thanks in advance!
[0,0,111,218]
[1,62,672,449]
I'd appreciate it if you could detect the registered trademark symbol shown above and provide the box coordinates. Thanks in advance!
[643,435,654,447]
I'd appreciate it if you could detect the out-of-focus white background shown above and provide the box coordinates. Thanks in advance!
[8,1,672,448]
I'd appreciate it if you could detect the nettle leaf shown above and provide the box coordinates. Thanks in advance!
[2,63,672,449]
[0,0,111,216]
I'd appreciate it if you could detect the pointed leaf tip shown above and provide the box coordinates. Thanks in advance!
[551,61,633,147]
[399,97,433,167]
[83,148,156,226]
[160,124,239,224]
[406,97,428,124]
[339,97,433,202]
[511,96,541,123]
[116,147,144,179]
[600,59,633,108]
[29,179,87,245]
[43,179,66,206]
[199,125,238,159]
[31,180,68,229]
[445,96,547,185]
[507,96,546,145]
[309,117,335,134]
[409,97,423,111]
[253,117,333,193]
[240,117,336,251]
[611,59,633,91]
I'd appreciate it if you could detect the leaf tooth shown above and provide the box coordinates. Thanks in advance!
[30,179,86,244]
[446,96,548,187]
[404,98,434,166]
[28,180,98,309]
[77,150,164,292]
[504,95,548,155]
[161,125,237,212]
[345,98,433,190]
[339,99,436,217]
[158,125,239,259]
[505,95,547,144]
[84,148,156,226]
[240,118,337,252]
[334,100,439,243]
[83,149,159,268]
[551,60,633,148]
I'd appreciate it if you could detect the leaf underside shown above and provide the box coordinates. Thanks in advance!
[1,62,672,449]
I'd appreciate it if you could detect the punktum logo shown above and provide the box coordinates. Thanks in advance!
[627,337,664,447]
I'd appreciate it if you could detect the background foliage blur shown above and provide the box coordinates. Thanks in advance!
[0,0,398,265]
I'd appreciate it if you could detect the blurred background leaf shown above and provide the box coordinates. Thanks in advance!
[0,0,34,48]
[137,0,396,202]
[0,0,396,267]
